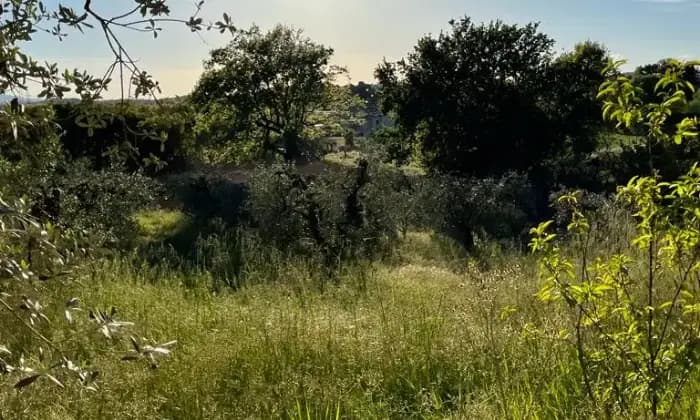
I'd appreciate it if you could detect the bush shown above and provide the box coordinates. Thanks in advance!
[413,172,535,251]
[0,105,160,248]
[163,171,248,224]
[370,127,414,165]
[247,160,399,268]
[55,161,160,247]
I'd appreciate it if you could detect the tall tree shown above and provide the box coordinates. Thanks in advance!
[192,25,343,160]
[376,18,554,176]
[376,17,608,179]
[541,41,610,187]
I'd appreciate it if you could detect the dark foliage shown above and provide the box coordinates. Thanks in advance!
[53,161,160,246]
[53,101,195,174]
[164,172,248,224]
[412,172,536,250]
[632,59,700,105]
[370,127,414,165]
[247,160,399,268]
[376,18,608,182]
[0,104,159,248]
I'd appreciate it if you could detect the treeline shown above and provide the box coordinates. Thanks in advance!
[374,18,700,190]
[3,17,700,265]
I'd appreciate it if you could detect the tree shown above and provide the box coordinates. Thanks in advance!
[690,91,700,116]
[0,1,235,102]
[632,59,700,105]
[601,60,700,183]
[376,17,608,179]
[192,25,343,161]
[539,41,610,188]
[304,84,366,143]
[376,18,553,176]
[0,0,232,392]
[531,58,700,418]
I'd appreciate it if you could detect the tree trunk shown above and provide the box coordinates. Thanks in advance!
[283,130,299,161]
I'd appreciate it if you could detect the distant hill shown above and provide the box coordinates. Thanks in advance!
[0,94,41,104]
[0,95,173,106]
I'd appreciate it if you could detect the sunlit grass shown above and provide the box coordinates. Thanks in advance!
[9,231,696,418]
[133,209,190,243]
[0,232,592,419]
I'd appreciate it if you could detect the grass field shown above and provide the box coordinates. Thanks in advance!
[3,220,700,419]
[0,231,575,419]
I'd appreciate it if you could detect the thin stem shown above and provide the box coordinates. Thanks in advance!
[647,235,658,419]
[656,251,698,358]
[576,305,597,407]
[0,297,58,352]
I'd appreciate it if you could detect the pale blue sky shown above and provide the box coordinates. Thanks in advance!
[23,0,700,97]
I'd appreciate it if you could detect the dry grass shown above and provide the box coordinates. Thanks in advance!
[0,232,673,419]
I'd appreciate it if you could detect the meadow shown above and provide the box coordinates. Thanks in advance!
[0,227,568,419]
[3,3,700,418]
[1,213,698,419]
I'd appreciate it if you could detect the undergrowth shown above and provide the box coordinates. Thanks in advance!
[0,229,630,419]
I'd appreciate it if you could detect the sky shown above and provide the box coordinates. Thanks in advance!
[21,0,700,98]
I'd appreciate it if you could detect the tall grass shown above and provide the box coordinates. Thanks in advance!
[0,230,589,419]
[3,223,698,418]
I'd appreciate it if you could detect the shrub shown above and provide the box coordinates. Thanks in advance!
[0,105,159,248]
[164,171,248,224]
[370,127,414,165]
[414,172,535,251]
[55,161,160,247]
[247,160,399,268]
[530,58,700,418]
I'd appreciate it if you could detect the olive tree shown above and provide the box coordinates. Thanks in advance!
[192,24,344,160]
[0,0,235,102]
[0,0,234,392]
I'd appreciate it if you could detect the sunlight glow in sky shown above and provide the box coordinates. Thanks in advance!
[23,0,700,98]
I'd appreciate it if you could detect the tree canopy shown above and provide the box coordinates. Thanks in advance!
[376,17,609,178]
[191,25,343,160]
[632,59,700,105]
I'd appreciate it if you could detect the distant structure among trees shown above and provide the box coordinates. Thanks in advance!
[350,82,393,137]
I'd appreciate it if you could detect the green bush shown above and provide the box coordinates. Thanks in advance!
[413,172,535,251]
[247,160,399,268]
[370,127,414,165]
[56,161,160,247]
